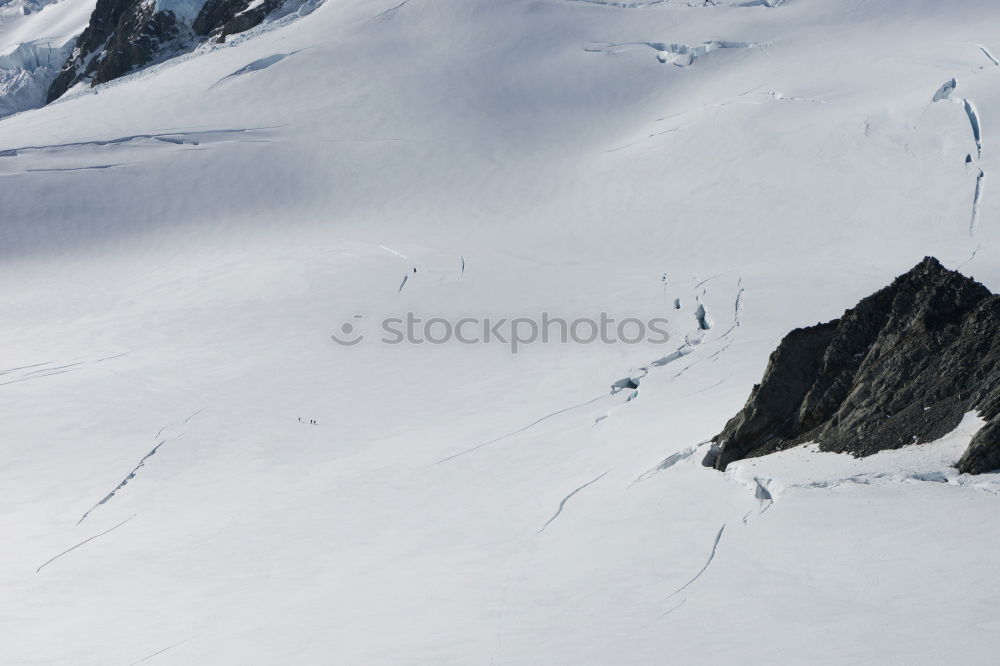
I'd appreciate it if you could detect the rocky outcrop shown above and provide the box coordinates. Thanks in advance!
[958,414,1000,474]
[47,0,189,102]
[705,257,1000,474]
[193,0,288,41]
[46,0,301,103]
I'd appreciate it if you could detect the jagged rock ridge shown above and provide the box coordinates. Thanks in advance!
[706,257,1000,474]
[46,0,312,102]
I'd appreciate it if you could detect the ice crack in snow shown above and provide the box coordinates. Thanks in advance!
[77,410,203,524]
[434,395,608,464]
[129,635,201,665]
[368,0,408,21]
[631,444,702,486]
[971,169,985,236]
[36,514,137,573]
[665,524,725,599]
[537,470,610,533]
[0,127,276,157]
[585,40,760,67]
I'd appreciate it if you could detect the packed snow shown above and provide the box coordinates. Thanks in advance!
[1,0,999,663]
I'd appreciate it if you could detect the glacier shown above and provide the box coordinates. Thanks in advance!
[0,0,999,663]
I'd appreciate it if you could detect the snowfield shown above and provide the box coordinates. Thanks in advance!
[1,0,999,663]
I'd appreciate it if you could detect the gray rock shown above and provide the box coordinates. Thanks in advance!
[193,0,287,40]
[47,0,293,102]
[958,416,1000,474]
[708,257,1000,474]
[47,0,189,102]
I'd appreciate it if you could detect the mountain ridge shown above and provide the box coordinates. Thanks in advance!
[708,256,1000,473]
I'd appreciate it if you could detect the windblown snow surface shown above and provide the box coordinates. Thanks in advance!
[2,0,1000,663]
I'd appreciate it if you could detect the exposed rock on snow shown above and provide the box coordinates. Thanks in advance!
[707,257,1000,473]
[47,0,190,101]
[959,417,1000,474]
[46,0,316,101]
[193,0,286,40]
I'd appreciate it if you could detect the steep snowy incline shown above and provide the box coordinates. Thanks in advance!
[1,0,1000,663]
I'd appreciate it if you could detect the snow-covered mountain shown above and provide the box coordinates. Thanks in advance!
[1,0,999,663]
[46,0,320,102]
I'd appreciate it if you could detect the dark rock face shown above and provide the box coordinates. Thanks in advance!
[958,416,1000,474]
[193,0,287,41]
[707,257,1000,474]
[47,0,189,102]
[47,0,293,102]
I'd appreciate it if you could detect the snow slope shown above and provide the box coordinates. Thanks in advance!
[1,0,999,663]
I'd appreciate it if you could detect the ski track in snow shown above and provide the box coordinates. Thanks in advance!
[664,524,725,600]
[35,514,137,573]
[759,90,825,104]
[77,410,204,524]
[378,244,409,259]
[537,470,611,533]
